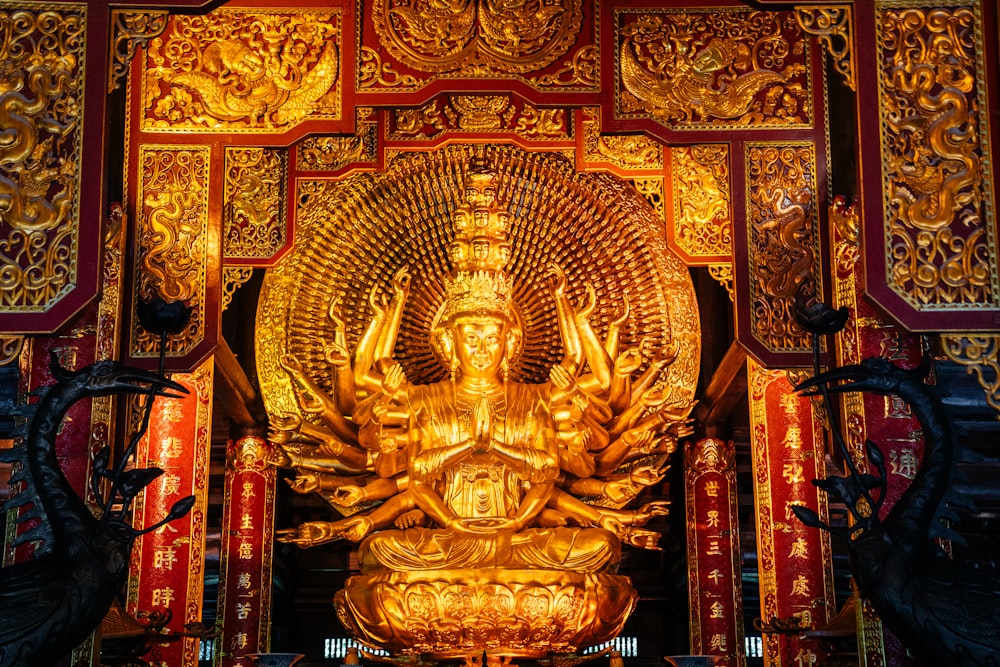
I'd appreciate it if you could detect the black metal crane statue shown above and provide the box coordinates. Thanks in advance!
[791,300,1000,666]
[0,297,195,666]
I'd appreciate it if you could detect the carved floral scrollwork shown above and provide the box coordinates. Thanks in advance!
[142,9,341,131]
[0,6,85,312]
[372,0,582,75]
[224,148,287,261]
[747,144,818,351]
[794,5,855,91]
[877,5,997,309]
[133,147,209,356]
[108,10,168,93]
[940,334,1000,417]
[671,145,731,260]
[583,122,662,171]
[617,9,810,127]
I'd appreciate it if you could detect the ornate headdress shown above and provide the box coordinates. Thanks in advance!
[436,156,516,327]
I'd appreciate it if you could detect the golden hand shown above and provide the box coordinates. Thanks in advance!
[286,472,320,494]
[332,484,365,506]
[324,342,351,367]
[392,266,411,300]
[327,296,345,330]
[614,348,643,376]
[472,393,492,453]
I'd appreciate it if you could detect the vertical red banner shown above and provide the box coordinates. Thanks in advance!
[217,435,277,666]
[685,438,745,667]
[830,199,925,666]
[747,359,836,666]
[128,360,213,667]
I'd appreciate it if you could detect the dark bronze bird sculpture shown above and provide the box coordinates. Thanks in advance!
[794,355,1000,665]
[0,356,193,666]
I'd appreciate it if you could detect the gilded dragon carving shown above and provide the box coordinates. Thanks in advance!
[617,10,809,127]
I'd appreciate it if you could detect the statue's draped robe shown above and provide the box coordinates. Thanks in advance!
[359,381,620,573]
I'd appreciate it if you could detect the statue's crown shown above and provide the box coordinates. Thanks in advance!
[439,157,514,324]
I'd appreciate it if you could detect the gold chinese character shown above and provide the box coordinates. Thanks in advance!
[794,648,817,666]
[161,472,182,496]
[242,480,256,501]
[789,537,809,559]
[704,480,720,498]
[162,436,184,459]
[152,587,176,607]
[240,513,254,530]
[780,392,800,418]
[153,546,178,570]
[791,574,810,596]
[890,447,919,480]
[785,501,805,521]
[705,510,720,529]
[233,632,248,650]
[237,572,252,589]
[709,601,725,619]
[236,602,253,620]
[706,539,723,556]
[709,633,727,652]
[781,425,802,450]
[782,462,804,484]
[238,541,254,560]
[707,569,724,585]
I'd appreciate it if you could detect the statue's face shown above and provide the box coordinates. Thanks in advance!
[452,315,507,380]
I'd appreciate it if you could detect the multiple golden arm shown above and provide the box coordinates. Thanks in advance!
[273,263,694,549]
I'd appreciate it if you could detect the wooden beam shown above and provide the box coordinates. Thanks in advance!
[695,341,748,429]
[214,335,267,428]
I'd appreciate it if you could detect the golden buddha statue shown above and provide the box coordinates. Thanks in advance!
[264,148,697,659]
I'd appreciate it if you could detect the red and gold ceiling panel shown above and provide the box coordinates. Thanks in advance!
[356,0,600,101]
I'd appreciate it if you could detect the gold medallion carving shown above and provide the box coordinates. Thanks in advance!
[371,0,582,75]
[224,148,287,261]
[142,9,341,132]
[617,8,811,128]
[257,145,699,656]
[747,143,819,352]
[0,4,85,313]
[671,145,731,261]
[877,4,998,309]
[132,146,209,357]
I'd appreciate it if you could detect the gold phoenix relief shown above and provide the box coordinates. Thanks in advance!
[0,5,85,312]
[617,9,810,128]
[224,147,287,261]
[877,4,997,309]
[132,146,209,357]
[142,9,341,132]
[371,0,583,75]
[671,145,731,261]
[391,95,569,140]
[747,143,819,352]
